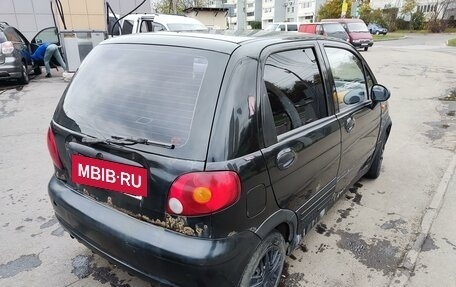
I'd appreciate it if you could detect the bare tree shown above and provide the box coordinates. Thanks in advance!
[427,0,456,32]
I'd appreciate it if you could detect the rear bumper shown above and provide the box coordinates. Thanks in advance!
[48,177,261,287]
[351,41,374,48]
[0,57,22,79]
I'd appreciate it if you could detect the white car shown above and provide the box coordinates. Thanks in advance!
[264,22,300,32]
[110,14,208,35]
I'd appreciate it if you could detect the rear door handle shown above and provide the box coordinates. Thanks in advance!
[276,148,297,170]
[345,117,356,133]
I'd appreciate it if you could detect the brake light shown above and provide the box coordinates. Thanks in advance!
[1,41,14,54]
[47,127,63,169]
[167,171,241,216]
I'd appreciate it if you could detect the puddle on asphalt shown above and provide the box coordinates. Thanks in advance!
[71,254,131,287]
[421,235,439,252]
[424,89,456,141]
[0,254,42,279]
[336,230,400,275]
[279,262,306,287]
[380,218,408,234]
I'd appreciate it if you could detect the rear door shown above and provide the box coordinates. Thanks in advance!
[321,42,380,193]
[260,42,341,235]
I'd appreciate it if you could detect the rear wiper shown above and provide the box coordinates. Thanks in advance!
[82,135,175,149]
[111,135,175,149]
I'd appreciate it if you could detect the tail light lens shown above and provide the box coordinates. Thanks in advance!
[1,41,14,54]
[47,127,63,169]
[167,171,241,216]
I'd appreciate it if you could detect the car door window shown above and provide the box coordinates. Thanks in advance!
[122,20,134,34]
[278,25,286,31]
[263,48,327,136]
[152,22,166,31]
[287,24,297,31]
[32,27,58,44]
[325,47,368,111]
[140,20,153,32]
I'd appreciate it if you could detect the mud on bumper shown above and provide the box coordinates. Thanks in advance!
[48,176,261,287]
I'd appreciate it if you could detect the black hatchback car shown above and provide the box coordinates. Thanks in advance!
[47,32,392,287]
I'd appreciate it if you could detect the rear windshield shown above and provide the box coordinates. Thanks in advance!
[324,23,346,33]
[55,44,229,160]
[347,22,369,32]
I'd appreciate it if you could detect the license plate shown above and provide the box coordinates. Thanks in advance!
[72,154,148,197]
[361,43,368,46]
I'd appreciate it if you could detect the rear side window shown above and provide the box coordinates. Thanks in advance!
[263,48,327,136]
[56,44,229,160]
[0,32,6,43]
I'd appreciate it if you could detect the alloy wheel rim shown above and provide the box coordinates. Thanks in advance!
[249,246,283,287]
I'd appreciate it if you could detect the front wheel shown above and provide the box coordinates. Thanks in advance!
[365,140,385,179]
[239,231,286,287]
[364,47,369,51]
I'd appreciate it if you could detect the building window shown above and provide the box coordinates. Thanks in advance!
[292,7,294,12]
[247,12,254,16]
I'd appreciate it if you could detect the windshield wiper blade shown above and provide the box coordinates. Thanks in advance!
[81,136,133,145]
[111,135,175,149]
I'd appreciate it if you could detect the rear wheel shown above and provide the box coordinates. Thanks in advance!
[239,231,286,287]
[19,62,29,84]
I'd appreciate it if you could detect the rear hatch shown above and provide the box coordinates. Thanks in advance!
[51,43,229,236]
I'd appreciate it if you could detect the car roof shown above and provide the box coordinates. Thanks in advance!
[122,13,202,24]
[322,18,365,23]
[102,31,337,54]
[301,22,342,25]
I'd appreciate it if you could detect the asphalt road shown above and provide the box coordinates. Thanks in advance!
[0,33,455,287]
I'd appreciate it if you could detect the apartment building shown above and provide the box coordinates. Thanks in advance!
[370,0,456,20]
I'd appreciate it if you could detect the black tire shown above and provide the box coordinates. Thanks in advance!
[364,47,369,51]
[365,140,385,179]
[34,66,42,75]
[375,31,380,35]
[239,231,286,287]
[19,62,29,85]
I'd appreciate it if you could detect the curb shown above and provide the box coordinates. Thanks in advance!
[388,153,456,287]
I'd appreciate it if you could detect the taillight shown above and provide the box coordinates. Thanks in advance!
[167,171,241,216]
[1,41,14,54]
[47,127,63,169]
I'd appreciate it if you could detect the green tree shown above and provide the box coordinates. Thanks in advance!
[317,0,353,20]
[154,0,207,14]
[411,10,425,30]
[359,3,372,23]
[401,0,417,31]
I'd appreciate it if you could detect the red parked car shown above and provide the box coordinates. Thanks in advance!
[299,22,349,42]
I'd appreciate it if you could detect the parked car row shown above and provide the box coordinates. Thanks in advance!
[265,18,375,51]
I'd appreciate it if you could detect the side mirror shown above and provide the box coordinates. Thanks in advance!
[371,84,391,102]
